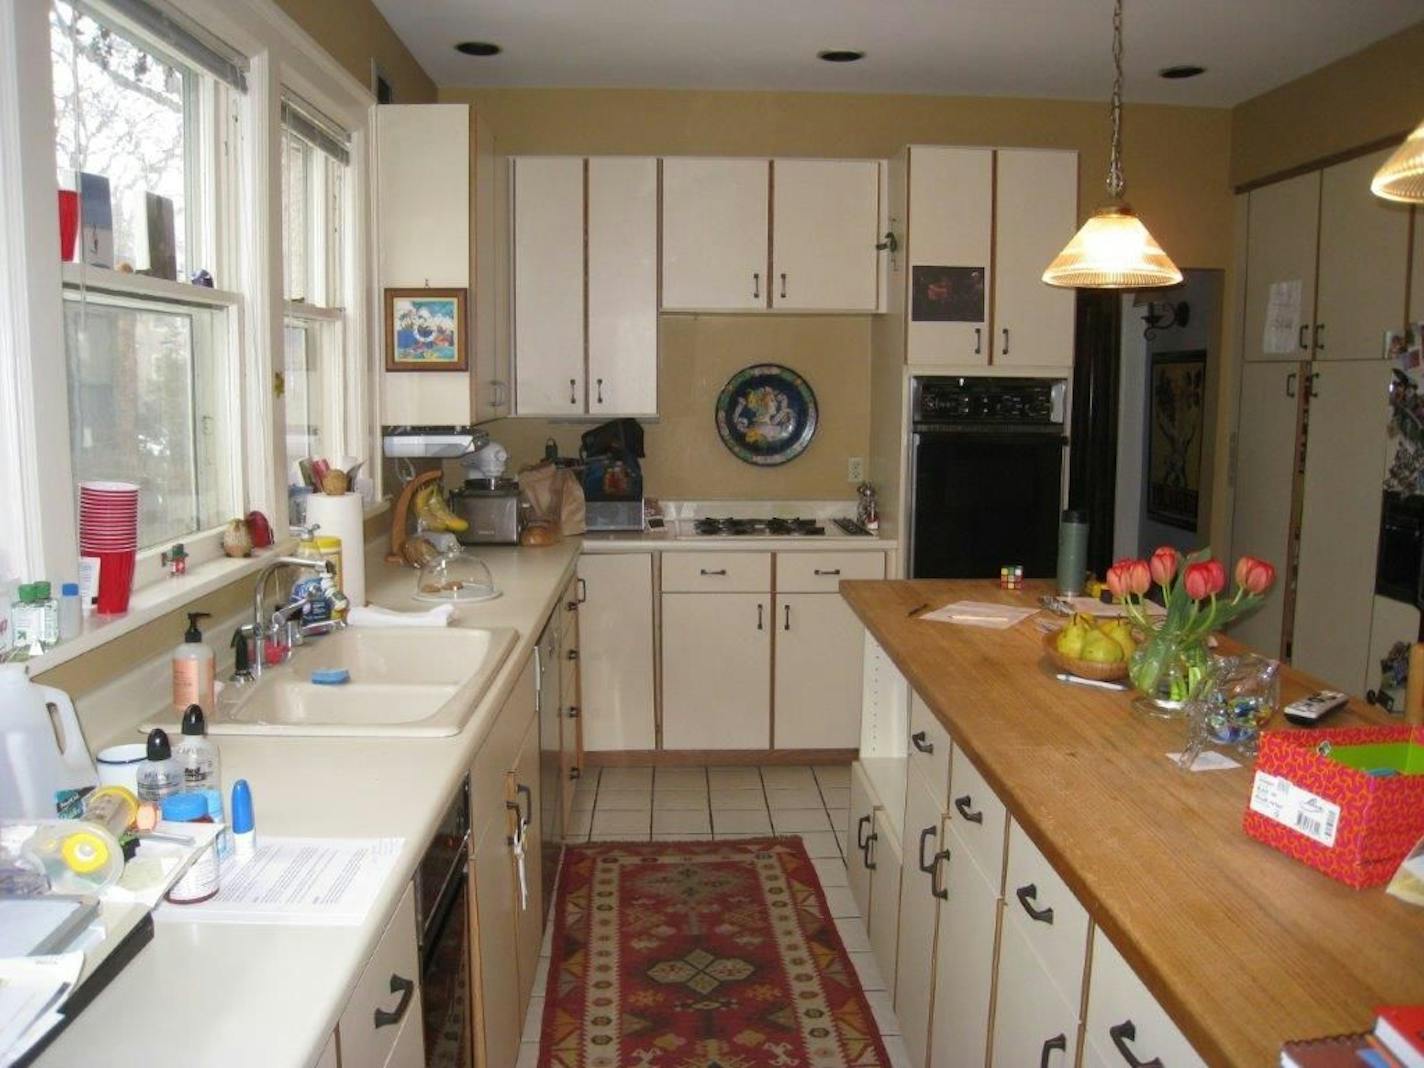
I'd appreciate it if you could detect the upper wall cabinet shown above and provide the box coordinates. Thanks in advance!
[903,145,1077,368]
[376,104,507,425]
[662,157,884,313]
[511,156,659,417]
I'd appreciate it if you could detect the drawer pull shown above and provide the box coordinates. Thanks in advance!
[813,568,841,576]
[856,814,871,850]
[954,794,984,824]
[567,706,580,719]
[1109,1021,1163,1068]
[1015,883,1054,924]
[783,604,791,631]
[699,568,728,576]
[863,829,878,870]
[373,973,415,1029]
[566,600,579,612]
[569,766,581,780]
[930,847,950,900]
[917,825,938,874]
[1040,1033,1067,1067]
[910,730,934,754]
[576,578,587,603]
[567,648,579,661]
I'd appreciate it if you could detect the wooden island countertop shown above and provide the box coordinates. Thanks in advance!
[840,578,1424,1068]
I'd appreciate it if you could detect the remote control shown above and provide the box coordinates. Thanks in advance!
[1283,690,1349,726]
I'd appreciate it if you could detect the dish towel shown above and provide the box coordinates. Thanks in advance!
[346,604,455,628]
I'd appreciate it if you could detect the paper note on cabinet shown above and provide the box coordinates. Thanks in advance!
[1263,279,1303,354]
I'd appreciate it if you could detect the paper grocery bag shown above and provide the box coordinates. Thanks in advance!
[557,467,585,535]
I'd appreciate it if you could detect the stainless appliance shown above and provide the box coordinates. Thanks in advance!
[909,376,1068,579]
[451,478,520,544]
[674,516,874,539]
[416,780,471,1068]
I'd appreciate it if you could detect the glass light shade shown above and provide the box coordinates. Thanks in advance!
[1371,120,1424,203]
[1042,202,1183,289]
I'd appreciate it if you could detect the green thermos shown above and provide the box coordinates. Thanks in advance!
[1056,509,1088,596]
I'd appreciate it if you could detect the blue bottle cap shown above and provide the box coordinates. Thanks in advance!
[161,792,209,822]
[230,779,254,834]
[61,582,79,596]
[311,669,350,686]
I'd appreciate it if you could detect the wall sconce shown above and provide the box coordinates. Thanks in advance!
[1133,295,1189,340]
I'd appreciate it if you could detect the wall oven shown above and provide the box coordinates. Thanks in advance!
[909,376,1068,579]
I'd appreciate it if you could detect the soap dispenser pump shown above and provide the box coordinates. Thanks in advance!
[172,611,215,712]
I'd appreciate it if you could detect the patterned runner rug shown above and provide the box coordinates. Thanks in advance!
[539,837,893,1068]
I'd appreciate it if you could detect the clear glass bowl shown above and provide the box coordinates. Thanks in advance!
[413,549,500,603]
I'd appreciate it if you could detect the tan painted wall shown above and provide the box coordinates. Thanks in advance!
[273,0,436,103]
[441,86,1234,498]
[1230,20,1424,189]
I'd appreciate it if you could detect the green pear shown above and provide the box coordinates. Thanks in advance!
[1081,630,1125,664]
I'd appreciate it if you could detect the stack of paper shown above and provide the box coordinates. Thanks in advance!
[919,601,1038,629]
[0,953,83,1067]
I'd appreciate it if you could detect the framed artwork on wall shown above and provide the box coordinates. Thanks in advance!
[384,288,468,372]
[1146,348,1206,530]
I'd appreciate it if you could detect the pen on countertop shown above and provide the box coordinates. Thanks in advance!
[1054,672,1129,692]
[906,602,930,618]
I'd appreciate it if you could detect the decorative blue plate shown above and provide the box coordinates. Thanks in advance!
[715,364,818,466]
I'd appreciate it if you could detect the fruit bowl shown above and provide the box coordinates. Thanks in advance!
[1042,628,1131,682]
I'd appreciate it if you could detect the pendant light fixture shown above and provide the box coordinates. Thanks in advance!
[1371,120,1424,202]
[1043,0,1182,289]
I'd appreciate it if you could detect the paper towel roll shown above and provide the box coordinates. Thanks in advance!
[304,492,366,607]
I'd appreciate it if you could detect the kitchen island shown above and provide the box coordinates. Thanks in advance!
[841,578,1424,1068]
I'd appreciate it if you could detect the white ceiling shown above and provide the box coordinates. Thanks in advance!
[373,0,1424,107]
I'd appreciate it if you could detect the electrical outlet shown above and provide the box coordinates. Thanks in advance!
[847,456,865,483]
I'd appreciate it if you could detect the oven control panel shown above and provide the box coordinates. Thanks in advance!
[912,376,1066,426]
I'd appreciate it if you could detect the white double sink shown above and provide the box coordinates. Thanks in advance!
[145,627,517,738]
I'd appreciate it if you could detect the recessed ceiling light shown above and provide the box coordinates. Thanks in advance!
[455,41,501,57]
[1158,64,1205,79]
[817,49,865,63]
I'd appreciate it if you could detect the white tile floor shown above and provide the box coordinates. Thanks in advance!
[519,764,910,1067]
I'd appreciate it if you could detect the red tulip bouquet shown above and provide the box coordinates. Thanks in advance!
[1105,547,1276,714]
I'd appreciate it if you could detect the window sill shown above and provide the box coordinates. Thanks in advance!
[61,263,241,307]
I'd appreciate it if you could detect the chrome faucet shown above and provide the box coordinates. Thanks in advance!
[245,556,335,676]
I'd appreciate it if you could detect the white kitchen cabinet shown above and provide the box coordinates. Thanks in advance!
[512,157,585,414]
[896,771,947,1067]
[385,1004,426,1068]
[927,818,1000,1068]
[338,882,423,1068]
[1002,819,1091,1010]
[510,713,544,1026]
[1292,361,1393,693]
[994,148,1077,367]
[848,761,878,919]
[661,592,771,749]
[906,146,993,365]
[588,157,658,415]
[470,815,521,1068]
[662,158,769,310]
[771,158,880,312]
[1242,171,1320,363]
[991,911,1081,1068]
[559,575,583,821]
[908,693,950,806]
[577,554,656,751]
[1228,361,1305,658]
[949,744,1008,885]
[1083,928,1205,1068]
[773,593,865,749]
[867,808,903,989]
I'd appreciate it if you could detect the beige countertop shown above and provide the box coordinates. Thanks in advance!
[582,529,897,551]
[37,539,582,1068]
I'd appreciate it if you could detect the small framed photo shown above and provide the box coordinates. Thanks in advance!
[384,288,468,372]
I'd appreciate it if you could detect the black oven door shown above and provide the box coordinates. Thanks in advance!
[421,865,471,1068]
[911,428,1067,579]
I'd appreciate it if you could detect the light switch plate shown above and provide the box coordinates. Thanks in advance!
[847,457,864,482]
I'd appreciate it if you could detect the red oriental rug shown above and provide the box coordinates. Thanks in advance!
[538,837,892,1068]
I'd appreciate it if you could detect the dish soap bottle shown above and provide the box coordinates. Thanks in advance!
[172,612,214,711]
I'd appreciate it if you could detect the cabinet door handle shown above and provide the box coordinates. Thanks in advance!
[516,782,533,828]
[576,578,587,603]
[783,604,791,631]
[373,973,416,1028]
[1001,327,1010,355]
[569,766,581,780]
[1285,371,1297,397]
[813,568,841,576]
[699,568,728,576]
[566,648,578,661]
[1315,322,1325,349]
[856,814,871,850]
[596,377,604,404]
[756,603,764,630]
[974,327,982,355]
[1309,371,1320,398]
[753,272,760,299]
[917,825,938,874]
[1016,883,1055,924]
[954,795,984,824]
[566,600,578,612]
[930,846,950,900]
[779,272,787,299]
[567,705,580,719]
[1298,323,1310,350]
[569,377,577,405]
[911,730,934,754]
[863,829,878,870]
[1040,1033,1068,1068]
[1109,1021,1163,1068]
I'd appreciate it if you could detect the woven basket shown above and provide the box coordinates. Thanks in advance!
[1042,628,1131,682]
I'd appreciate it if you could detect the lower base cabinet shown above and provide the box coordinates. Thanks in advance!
[662,591,771,748]
[338,882,425,1068]
[867,808,902,986]
[1082,928,1205,1068]
[577,553,656,750]
[895,774,946,1066]
[773,592,865,749]
[928,821,1001,1068]
[848,762,878,920]
[991,915,1081,1068]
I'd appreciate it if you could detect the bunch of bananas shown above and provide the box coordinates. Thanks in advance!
[414,483,469,533]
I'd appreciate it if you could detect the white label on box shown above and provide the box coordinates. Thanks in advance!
[1249,770,1341,847]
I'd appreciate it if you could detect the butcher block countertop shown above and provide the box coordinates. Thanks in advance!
[840,578,1424,1068]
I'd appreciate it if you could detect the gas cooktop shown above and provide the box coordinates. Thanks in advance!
[676,516,872,538]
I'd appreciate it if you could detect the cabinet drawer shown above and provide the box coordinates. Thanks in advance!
[662,551,771,592]
[992,906,1081,1068]
[339,882,423,1068]
[1004,818,1090,1010]
[948,746,1007,889]
[908,692,951,805]
[1084,927,1205,1068]
[775,551,884,592]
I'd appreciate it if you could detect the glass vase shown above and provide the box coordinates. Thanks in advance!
[1129,629,1211,719]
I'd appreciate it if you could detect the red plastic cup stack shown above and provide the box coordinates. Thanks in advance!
[78,481,139,614]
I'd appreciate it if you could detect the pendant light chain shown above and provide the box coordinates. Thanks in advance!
[1107,0,1125,199]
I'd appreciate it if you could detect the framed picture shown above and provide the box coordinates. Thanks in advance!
[911,265,985,323]
[384,288,468,372]
[1146,349,1207,530]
